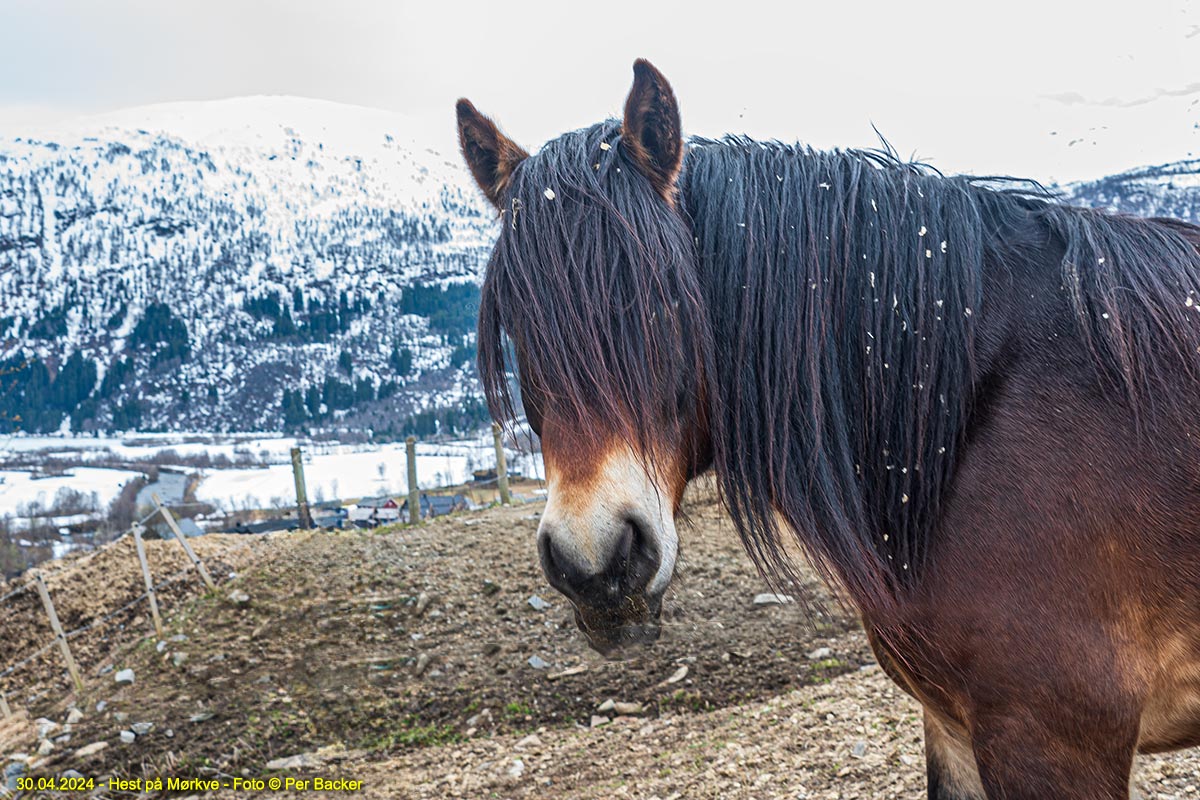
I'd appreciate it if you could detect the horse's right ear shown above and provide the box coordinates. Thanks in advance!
[622,59,684,203]
[456,99,529,209]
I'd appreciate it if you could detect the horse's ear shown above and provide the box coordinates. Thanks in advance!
[456,99,529,209]
[622,59,684,202]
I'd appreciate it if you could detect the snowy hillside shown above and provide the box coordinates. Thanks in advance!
[0,96,497,435]
[1064,159,1200,223]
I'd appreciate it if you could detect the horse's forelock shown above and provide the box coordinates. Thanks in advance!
[477,121,712,462]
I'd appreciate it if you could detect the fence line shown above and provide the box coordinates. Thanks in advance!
[0,432,517,711]
[0,582,30,605]
[152,494,216,591]
[133,524,164,639]
[0,531,267,711]
[33,571,84,693]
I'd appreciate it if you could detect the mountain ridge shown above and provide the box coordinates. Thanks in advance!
[0,95,496,436]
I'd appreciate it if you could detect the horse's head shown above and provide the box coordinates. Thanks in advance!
[457,60,712,655]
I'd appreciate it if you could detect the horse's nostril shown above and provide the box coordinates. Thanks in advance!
[538,529,574,590]
[611,522,635,576]
[621,515,660,594]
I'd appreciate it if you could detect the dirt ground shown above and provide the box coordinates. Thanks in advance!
[1,488,1197,799]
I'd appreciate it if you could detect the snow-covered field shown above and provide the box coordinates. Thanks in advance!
[0,467,143,524]
[1,433,301,462]
[0,433,544,517]
[195,439,542,511]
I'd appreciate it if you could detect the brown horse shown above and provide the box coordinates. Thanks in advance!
[456,59,1200,798]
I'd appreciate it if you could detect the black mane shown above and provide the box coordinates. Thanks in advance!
[479,122,1200,611]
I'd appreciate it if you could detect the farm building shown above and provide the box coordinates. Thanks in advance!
[401,492,474,520]
[348,496,401,527]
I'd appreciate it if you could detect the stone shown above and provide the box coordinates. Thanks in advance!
[173,652,189,668]
[227,590,251,606]
[590,715,610,728]
[664,665,689,685]
[61,770,84,780]
[156,640,168,653]
[114,669,135,686]
[188,712,214,723]
[527,595,551,611]
[95,701,107,713]
[753,593,794,605]
[613,702,644,716]
[4,761,26,792]
[37,740,54,756]
[546,665,587,681]
[414,653,431,675]
[66,708,84,724]
[526,655,548,670]
[74,741,109,758]
[597,699,615,713]
[507,759,525,779]
[266,752,321,771]
[807,647,833,661]
[35,718,58,739]
[169,634,188,642]
[414,592,431,615]
[851,741,867,758]
[131,722,154,736]
[113,712,129,723]
[119,730,136,745]
[515,734,542,749]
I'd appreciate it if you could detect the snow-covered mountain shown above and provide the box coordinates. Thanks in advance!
[1063,159,1200,223]
[2,95,1198,437]
[0,96,497,435]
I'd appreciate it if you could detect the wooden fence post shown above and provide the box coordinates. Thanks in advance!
[132,524,164,639]
[290,447,314,529]
[33,572,84,695]
[492,423,511,505]
[152,494,216,592]
[0,691,11,720]
[406,436,420,524]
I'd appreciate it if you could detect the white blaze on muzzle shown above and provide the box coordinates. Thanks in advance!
[538,446,678,598]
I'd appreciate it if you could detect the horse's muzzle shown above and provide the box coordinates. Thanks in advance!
[572,593,663,657]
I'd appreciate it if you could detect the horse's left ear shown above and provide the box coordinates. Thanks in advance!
[622,59,684,202]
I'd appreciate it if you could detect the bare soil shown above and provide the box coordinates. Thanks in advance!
[0,488,1196,799]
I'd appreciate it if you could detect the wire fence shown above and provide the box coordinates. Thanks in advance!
[0,436,531,718]
[0,516,268,717]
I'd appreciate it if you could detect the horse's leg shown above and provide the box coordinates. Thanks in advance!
[970,707,1138,800]
[924,712,985,800]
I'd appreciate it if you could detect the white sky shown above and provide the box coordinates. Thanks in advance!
[1,0,1198,184]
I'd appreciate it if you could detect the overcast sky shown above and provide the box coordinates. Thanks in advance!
[1,0,1198,183]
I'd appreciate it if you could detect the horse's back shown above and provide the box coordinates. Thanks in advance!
[889,224,1200,756]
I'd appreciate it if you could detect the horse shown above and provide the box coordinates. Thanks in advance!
[456,59,1200,799]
